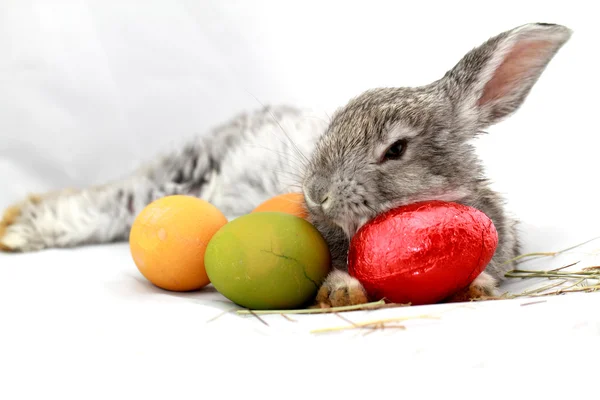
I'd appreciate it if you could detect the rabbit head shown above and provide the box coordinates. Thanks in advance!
[303,23,572,239]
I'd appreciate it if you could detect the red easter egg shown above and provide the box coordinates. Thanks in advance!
[347,201,498,305]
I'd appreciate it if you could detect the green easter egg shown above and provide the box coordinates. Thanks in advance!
[204,212,331,310]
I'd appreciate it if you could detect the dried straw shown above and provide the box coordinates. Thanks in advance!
[310,315,440,334]
[235,299,410,315]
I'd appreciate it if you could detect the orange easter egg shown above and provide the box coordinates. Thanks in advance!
[252,193,309,219]
[129,195,228,292]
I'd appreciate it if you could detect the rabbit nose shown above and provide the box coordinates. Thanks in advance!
[304,178,332,211]
[304,190,332,209]
[320,194,332,210]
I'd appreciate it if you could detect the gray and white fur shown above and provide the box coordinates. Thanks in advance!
[0,23,572,307]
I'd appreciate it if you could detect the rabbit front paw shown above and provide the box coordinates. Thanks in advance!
[313,269,369,308]
[444,271,499,302]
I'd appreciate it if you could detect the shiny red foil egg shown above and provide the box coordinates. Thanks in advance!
[347,201,498,305]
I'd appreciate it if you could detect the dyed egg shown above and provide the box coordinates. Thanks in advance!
[129,195,228,291]
[348,201,498,305]
[252,193,309,219]
[205,212,331,310]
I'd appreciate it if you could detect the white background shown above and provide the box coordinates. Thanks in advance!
[2,0,600,395]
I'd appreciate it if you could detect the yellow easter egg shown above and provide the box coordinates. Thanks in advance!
[129,195,228,291]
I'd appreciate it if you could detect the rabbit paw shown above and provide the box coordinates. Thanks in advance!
[445,271,499,302]
[313,269,369,308]
[0,189,78,252]
[0,194,47,252]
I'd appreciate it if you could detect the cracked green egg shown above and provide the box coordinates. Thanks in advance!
[204,212,331,310]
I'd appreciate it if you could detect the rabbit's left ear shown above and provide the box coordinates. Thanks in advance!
[443,23,572,129]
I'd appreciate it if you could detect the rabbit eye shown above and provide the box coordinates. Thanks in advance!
[381,139,407,162]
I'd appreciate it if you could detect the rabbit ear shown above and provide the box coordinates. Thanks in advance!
[444,23,572,129]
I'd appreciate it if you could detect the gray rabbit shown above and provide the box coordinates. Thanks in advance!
[0,23,572,307]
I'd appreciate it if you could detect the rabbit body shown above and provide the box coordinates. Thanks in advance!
[0,23,572,307]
